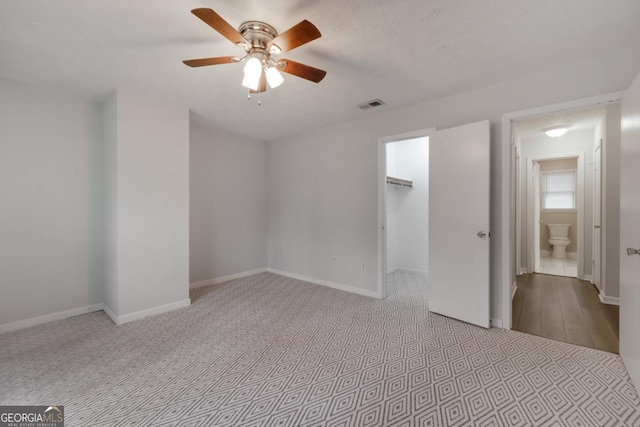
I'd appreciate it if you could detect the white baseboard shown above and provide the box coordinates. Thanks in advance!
[102,303,118,325]
[109,298,191,325]
[490,318,503,328]
[189,268,268,289]
[519,268,528,275]
[267,268,381,299]
[0,303,104,334]
[580,275,593,282]
[512,282,518,300]
[599,292,620,306]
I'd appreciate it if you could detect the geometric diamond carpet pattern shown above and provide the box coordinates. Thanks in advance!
[1,271,639,426]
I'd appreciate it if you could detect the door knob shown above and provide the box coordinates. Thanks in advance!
[477,231,487,239]
[627,248,640,256]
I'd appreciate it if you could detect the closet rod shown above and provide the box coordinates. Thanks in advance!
[386,176,413,188]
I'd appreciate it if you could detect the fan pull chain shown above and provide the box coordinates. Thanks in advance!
[245,88,261,106]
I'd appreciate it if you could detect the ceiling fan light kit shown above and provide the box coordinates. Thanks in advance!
[183,8,326,102]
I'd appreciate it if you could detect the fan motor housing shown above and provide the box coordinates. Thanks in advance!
[239,21,278,49]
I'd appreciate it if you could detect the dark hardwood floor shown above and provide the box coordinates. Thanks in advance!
[512,273,619,353]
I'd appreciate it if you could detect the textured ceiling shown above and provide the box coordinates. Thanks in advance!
[514,107,607,141]
[1,1,640,141]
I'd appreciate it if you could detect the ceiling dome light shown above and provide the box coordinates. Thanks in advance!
[265,66,284,88]
[544,125,569,138]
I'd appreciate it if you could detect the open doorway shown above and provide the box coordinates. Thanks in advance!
[381,135,430,298]
[529,155,582,278]
[509,106,619,353]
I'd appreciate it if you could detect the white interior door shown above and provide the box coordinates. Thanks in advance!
[429,120,490,328]
[620,78,640,390]
[593,143,602,290]
[533,162,541,272]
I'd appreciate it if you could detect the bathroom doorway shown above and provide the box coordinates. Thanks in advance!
[531,156,581,278]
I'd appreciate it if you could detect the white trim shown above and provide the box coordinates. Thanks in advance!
[490,318,503,328]
[110,299,191,325]
[501,90,624,332]
[189,268,268,289]
[377,128,436,301]
[580,274,593,282]
[0,303,104,334]
[102,303,119,324]
[599,292,620,306]
[519,267,528,275]
[267,268,381,299]
[378,128,436,144]
[514,147,522,287]
[512,282,518,300]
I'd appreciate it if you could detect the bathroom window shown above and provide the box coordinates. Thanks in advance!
[541,170,576,210]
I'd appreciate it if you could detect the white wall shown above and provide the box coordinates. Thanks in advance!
[519,131,594,277]
[0,78,104,325]
[189,116,268,283]
[267,52,638,321]
[104,89,190,318]
[620,69,640,392]
[393,138,429,273]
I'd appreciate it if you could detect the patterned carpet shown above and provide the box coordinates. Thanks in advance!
[1,271,639,426]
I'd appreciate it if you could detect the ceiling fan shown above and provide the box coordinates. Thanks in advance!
[183,8,327,93]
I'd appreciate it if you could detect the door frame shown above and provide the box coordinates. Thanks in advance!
[593,142,603,291]
[532,161,541,273]
[525,153,585,277]
[501,91,623,329]
[377,128,435,299]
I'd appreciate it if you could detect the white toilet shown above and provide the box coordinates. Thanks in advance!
[547,224,571,259]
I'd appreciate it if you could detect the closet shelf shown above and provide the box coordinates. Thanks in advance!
[386,176,413,188]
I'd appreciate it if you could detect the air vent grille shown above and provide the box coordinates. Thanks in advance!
[358,99,386,110]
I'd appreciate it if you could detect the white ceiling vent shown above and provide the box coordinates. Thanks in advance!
[358,99,386,110]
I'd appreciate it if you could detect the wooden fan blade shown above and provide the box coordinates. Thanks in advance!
[279,60,326,83]
[250,72,268,93]
[183,56,238,67]
[191,8,248,47]
[268,20,321,53]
